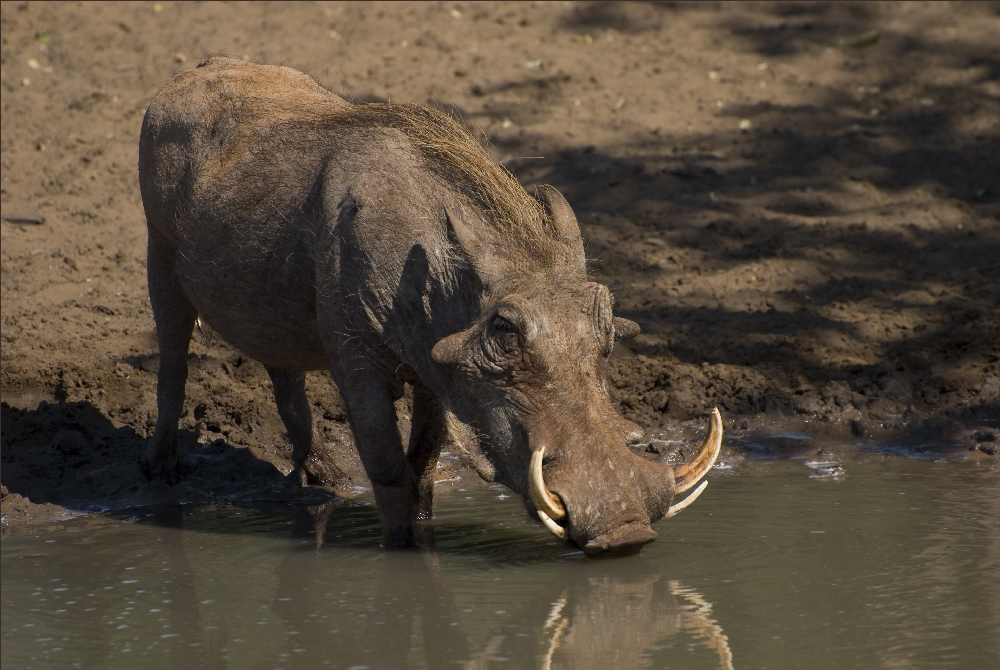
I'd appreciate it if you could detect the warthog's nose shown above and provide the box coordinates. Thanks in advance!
[583,523,658,558]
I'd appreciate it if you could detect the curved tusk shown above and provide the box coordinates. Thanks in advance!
[673,408,723,494]
[537,509,567,539]
[529,446,566,520]
[662,480,708,519]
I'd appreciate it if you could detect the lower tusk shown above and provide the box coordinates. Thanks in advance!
[530,446,567,520]
[538,509,567,539]
[662,480,709,519]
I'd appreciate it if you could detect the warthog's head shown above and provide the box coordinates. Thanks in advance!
[431,185,721,557]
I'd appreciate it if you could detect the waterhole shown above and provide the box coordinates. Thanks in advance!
[3,457,997,669]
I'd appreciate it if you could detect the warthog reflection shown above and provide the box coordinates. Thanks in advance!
[150,503,734,669]
[523,579,734,670]
[454,574,733,670]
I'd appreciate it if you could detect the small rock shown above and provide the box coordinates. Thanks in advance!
[806,461,846,480]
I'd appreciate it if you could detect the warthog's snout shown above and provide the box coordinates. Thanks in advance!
[529,409,723,557]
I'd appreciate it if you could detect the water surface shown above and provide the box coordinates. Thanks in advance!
[3,457,998,669]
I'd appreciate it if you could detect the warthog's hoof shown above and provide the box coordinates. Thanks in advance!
[303,452,347,488]
[139,454,181,486]
[382,524,417,550]
[263,472,299,499]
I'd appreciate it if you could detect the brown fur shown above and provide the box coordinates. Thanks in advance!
[338,103,547,239]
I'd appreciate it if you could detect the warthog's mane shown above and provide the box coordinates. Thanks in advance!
[336,102,552,249]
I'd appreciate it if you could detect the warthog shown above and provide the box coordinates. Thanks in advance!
[138,56,721,555]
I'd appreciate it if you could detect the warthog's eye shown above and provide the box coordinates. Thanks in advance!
[484,314,520,363]
[492,316,517,335]
[492,315,518,343]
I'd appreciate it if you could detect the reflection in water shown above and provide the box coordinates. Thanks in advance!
[150,504,226,670]
[4,461,995,669]
[144,502,735,670]
[666,583,734,670]
[525,578,733,670]
[266,503,733,669]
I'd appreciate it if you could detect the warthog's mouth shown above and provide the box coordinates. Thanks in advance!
[582,522,659,557]
[528,408,723,550]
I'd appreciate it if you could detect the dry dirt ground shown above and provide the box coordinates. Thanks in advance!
[2,1,998,527]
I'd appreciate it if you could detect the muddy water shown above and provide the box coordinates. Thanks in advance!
[3,458,998,670]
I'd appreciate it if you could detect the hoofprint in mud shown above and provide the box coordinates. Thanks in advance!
[138,57,722,556]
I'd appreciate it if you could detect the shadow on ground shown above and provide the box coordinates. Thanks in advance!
[0,396,323,520]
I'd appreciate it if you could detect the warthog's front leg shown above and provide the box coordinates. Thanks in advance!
[142,227,197,484]
[333,360,418,548]
[406,384,449,521]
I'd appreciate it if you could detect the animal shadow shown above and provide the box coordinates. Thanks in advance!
[1,397,299,514]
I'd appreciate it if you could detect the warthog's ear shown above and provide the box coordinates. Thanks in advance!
[444,206,479,257]
[535,185,586,268]
[613,317,640,341]
[443,207,502,282]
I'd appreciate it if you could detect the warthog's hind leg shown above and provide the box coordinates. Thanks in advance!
[266,367,344,487]
[142,228,197,484]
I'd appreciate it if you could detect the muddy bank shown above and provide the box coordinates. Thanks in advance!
[2,2,998,527]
